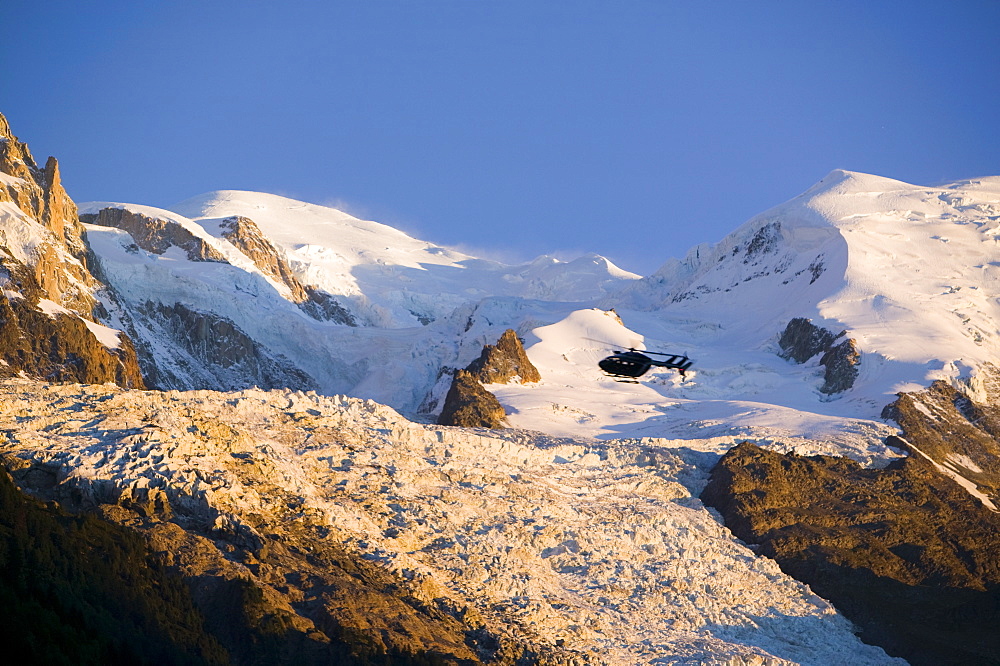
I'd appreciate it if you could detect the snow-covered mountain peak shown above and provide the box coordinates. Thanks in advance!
[490,171,1000,448]
[804,168,917,197]
[170,189,472,271]
[620,171,1000,346]
[77,172,1000,458]
[165,190,639,316]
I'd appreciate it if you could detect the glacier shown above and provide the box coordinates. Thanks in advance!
[0,379,903,665]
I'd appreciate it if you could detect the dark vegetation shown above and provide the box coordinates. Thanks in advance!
[0,465,224,665]
[0,466,473,665]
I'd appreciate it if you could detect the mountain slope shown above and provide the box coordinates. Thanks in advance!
[78,192,639,414]
[615,169,1000,388]
[7,106,1000,663]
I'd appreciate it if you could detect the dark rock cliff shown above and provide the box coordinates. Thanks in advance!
[705,354,1000,664]
[129,301,317,392]
[777,317,839,363]
[817,337,861,395]
[702,441,1000,665]
[437,369,507,428]
[778,317,859,394]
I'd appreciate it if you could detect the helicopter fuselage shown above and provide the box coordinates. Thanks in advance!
[598,349,692,379]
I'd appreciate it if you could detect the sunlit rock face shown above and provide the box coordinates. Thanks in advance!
[467,329,541,385]
[82,206,228,263]
[216,215,354,323]
[702,437,1000,666]
[0,113,96,312]
[438,329,540,428]
[84,209,356,326]
[0,112,144,386]
[881,366,1000,510]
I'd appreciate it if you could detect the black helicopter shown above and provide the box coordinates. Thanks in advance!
[598,348,693,379]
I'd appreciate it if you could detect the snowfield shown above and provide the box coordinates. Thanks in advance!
[489,172,1000,454]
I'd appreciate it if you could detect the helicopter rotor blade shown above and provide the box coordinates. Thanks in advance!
[583,337,644,350]
[628,348,688,359]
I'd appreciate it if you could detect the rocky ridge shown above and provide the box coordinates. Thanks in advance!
[702,364,1000,664]
[214,215,355,324]
[0,112,144,386]
[81,206,228,263]
[436,369,508,428]
[881,368,1000,511]
[0,114,96,312]
[466,329,542,385]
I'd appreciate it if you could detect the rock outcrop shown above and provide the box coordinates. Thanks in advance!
[778,317,859,393]
[82,207,228,263]
[85,208,356,328]
[0,263,144,387]
[881,369,1000,510]
[79,207,353,390]
[777,317,839,363]
[1,114,99,313]
[817,337,861,394]
[467,329,541,384]
[438,330,539,427]
[702,441,1000,665]
[217,215,355,324]
[0,112,144,387]
[437,369,507,428]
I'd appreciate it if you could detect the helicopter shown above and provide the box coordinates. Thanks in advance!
[598,348,693,380]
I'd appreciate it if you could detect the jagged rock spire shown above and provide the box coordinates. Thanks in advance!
[0,111,13,139]
[0,111,145,387]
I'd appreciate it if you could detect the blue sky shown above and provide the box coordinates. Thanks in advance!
[4,1,999,274]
